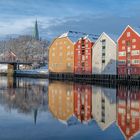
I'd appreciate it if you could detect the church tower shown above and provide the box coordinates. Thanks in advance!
[33,20,39,40]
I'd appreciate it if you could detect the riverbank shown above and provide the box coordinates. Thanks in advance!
[1,71,140,86]
[16,72,48,79]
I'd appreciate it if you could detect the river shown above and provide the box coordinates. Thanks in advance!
[0,76,139,140]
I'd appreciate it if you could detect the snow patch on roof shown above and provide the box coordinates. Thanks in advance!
[58,31,99,43]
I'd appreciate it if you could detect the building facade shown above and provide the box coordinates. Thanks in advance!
[49,32,83,74]
[74,36,95,74]
[118,25,140,76]
[92,32,117,75]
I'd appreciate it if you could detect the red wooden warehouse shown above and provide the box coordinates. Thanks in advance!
[74,35,97,75]
[118,25,140,77]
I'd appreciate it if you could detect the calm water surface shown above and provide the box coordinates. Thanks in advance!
[0,76,140,140]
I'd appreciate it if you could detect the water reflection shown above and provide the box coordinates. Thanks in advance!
[48,81,140,140]
[48,81,74,124]
[0,76,48,124]
[0,77,140,140]
[117,86,140,140]
[92,86,116,130]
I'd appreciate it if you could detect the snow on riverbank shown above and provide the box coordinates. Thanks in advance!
[16,65,48,74]
[0,64,7,72]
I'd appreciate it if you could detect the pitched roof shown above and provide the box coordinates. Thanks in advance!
[58,31,99,43]
[117,25,140,41]
[133,26,140,35]
[84,34,98,42]
[93,32,117,47]
[105,33,119,43]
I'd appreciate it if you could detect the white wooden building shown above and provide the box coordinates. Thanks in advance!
[92,32,117,75]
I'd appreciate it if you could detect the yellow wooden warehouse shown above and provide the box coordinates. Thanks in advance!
[49,31,83,73]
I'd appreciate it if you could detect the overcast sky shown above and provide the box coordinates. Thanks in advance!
[0,0,140,40]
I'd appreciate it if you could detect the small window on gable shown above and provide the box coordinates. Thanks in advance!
[122,46,125,50]
[127,32,130,37]
[78,45,80,49]
[132,45,136,49]
[132,38,136,43]
[102,39,106,46]
[122,40,125,44]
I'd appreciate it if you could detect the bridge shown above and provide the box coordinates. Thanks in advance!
[0,50,33,76]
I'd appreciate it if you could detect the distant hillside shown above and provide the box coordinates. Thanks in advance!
[0,35,49,64]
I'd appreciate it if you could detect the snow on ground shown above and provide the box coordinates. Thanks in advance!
[0,64,7,72]
[16,65,48,74]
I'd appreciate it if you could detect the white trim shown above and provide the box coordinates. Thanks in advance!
[117,25,140,42]
[93,32,116,48]
[116,122,140,140]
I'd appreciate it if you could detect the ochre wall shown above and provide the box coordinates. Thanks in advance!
[49,37,74,73]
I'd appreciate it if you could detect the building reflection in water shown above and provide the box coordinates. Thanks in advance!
[0,76,48,124]
[1,77,140,140]
[48,81,74,125]
[48,81,140,139]
[74,83,92,123]
[92,86,116,130]
[117,86,140,140]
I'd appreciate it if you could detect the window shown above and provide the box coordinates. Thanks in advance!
[132,38,136,43]
[119,51,126,56]
[82,55,85,61]
[131,50,140,56]
[119,60,126,64]
[59,52,62,56]
[78,45,81,49]
[102,60,105,63]
[67,63,71,67]
[102,39,106,46]
[78,50,80,54]
[126,41,130,46]
[131,59,140,64]
[67,52,70,56]
[82,62,85,67]
[127,53,130,59]
[102,53,105,56]
[122,46,125,50]
[132,45,136,49]
[86,44,88,48]
[122,40,125,44]
[82,50,85,55]
[71,52,74,55]
[127,32,130,37]
[102,46,106,49]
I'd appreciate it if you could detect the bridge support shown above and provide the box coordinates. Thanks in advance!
[7,63,17,76]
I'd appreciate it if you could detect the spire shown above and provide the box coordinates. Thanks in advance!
[34,109,38,125]
[33,19,39,40]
